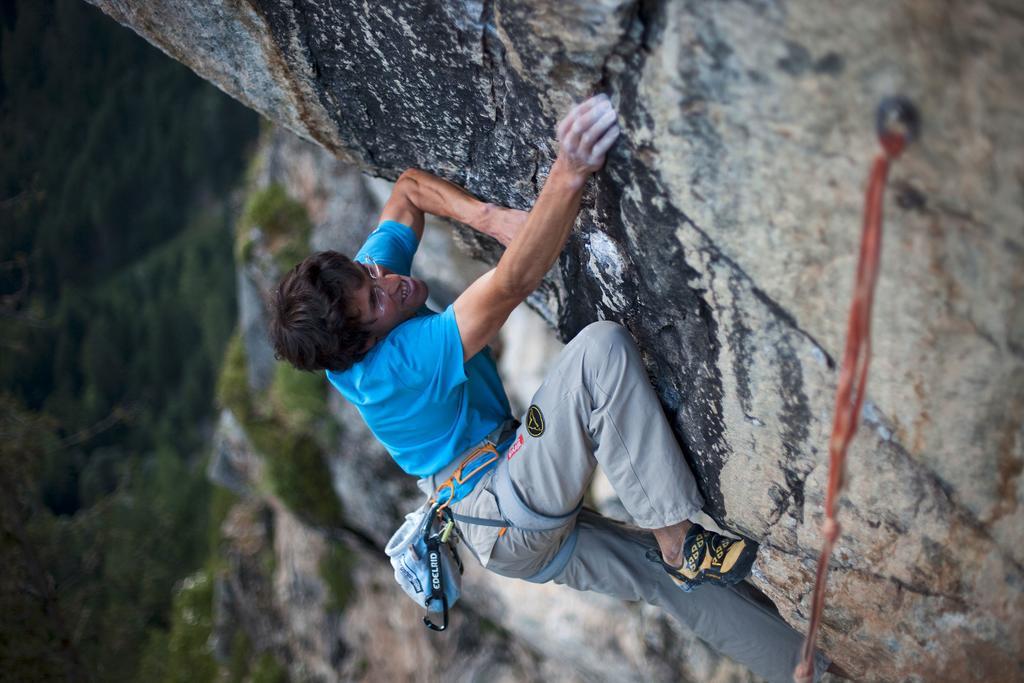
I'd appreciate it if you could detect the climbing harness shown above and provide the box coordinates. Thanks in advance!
[385,419,582,631]
[430,442,502,512]
[793,96,920,683]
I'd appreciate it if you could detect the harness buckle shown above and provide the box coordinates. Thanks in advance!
[430,443,500,511]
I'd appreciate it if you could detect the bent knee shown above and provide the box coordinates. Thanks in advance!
[573,320,634,350]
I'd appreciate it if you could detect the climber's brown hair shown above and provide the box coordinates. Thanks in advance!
[268,250,371,372]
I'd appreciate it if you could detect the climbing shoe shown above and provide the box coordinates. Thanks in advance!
[646,524,758,592]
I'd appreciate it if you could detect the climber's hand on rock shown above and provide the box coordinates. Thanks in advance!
[556,94,620,181]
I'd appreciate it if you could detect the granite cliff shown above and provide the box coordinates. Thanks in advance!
[89,1,1023,680]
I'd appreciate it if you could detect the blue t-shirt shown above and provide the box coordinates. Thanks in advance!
[326,220,514,477]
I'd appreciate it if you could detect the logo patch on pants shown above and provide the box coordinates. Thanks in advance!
[526,404,545,437]
[507,434,524,460]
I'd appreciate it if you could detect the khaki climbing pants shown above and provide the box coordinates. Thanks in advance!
[429,322,828,683]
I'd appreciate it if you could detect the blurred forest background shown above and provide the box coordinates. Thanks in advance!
[0,0,261,680]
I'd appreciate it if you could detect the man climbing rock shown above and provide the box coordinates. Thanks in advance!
[269,95,832,682]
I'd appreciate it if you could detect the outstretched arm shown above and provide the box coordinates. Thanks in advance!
[453,95,620,361]
[378,168,527,246]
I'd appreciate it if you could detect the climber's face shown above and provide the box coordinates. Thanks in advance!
[353,258,429,350]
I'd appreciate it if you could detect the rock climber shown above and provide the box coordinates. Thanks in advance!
[268,95,833,682]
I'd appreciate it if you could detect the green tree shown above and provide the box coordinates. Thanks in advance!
[0,1,258,680]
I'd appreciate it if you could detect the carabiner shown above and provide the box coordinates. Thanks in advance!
[423,595,449,631]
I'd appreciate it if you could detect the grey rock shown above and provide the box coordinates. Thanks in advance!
[208,410,263,495]
[237,265,276,393]
[91,0,1024,679]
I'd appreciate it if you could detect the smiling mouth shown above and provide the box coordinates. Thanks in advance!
[401,279,411,303]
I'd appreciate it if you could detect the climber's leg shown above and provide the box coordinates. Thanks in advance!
[454,322,816,679]
[653,519,692,567]
[551,510,832,683]
[502,321,705,571]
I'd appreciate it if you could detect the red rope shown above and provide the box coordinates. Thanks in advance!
[793,131,907,682]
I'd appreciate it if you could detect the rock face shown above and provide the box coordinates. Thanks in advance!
[90,1,1024,680]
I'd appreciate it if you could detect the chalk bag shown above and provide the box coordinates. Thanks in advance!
[384,502,464,631]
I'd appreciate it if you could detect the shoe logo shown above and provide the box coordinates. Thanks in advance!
[685,536,705,572]
[526,405,545,437]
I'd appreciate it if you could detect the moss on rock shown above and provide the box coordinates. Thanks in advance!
[319,541,357,612]
[241,183,309,239]
[269,361,328,434]
[215,330,342,528]
[161,571,218,683]
[249,651,288,683]
[235,183,312,272]
[216,333,250,419]
[257,424,342,528]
